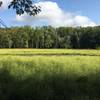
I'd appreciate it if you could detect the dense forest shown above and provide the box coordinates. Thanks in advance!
[0,26,100,49]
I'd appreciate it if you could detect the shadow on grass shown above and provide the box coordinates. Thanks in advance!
[0,68,100,100]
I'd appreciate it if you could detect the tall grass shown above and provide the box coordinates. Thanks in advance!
[0,49,100,100]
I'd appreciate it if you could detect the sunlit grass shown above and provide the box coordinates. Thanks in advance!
[0,49,100,56]
[0,55,100,77]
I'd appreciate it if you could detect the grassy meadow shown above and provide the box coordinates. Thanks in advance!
[0,49,100,100]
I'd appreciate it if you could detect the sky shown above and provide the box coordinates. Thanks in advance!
[0,0,100,27]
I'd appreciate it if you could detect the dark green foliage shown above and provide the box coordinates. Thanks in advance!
[79,27,96,49]
[0,26,100,49]
[0,0,41,28]
[0,0,41,15]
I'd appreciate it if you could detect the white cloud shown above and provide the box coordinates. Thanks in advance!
[16,1,97,27]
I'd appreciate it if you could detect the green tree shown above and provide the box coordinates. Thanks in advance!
[79,27,96,49]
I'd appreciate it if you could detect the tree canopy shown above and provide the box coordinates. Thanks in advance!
[0,0,41,15]
[0,0,41,27]
[0,26,100,49]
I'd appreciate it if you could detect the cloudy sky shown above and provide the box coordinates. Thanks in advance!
[0,0,100,27]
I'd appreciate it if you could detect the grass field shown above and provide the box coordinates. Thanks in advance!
[0,49,100,56]
[0,49,100,100]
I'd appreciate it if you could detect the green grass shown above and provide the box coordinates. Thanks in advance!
[0,49,100,56]
[0,49,100,100]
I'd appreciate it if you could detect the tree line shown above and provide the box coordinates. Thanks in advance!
[0,26,100,49]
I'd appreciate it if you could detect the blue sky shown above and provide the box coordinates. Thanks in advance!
[51,0,100,23]
[0,0,100,27]
[58,0,100,24]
